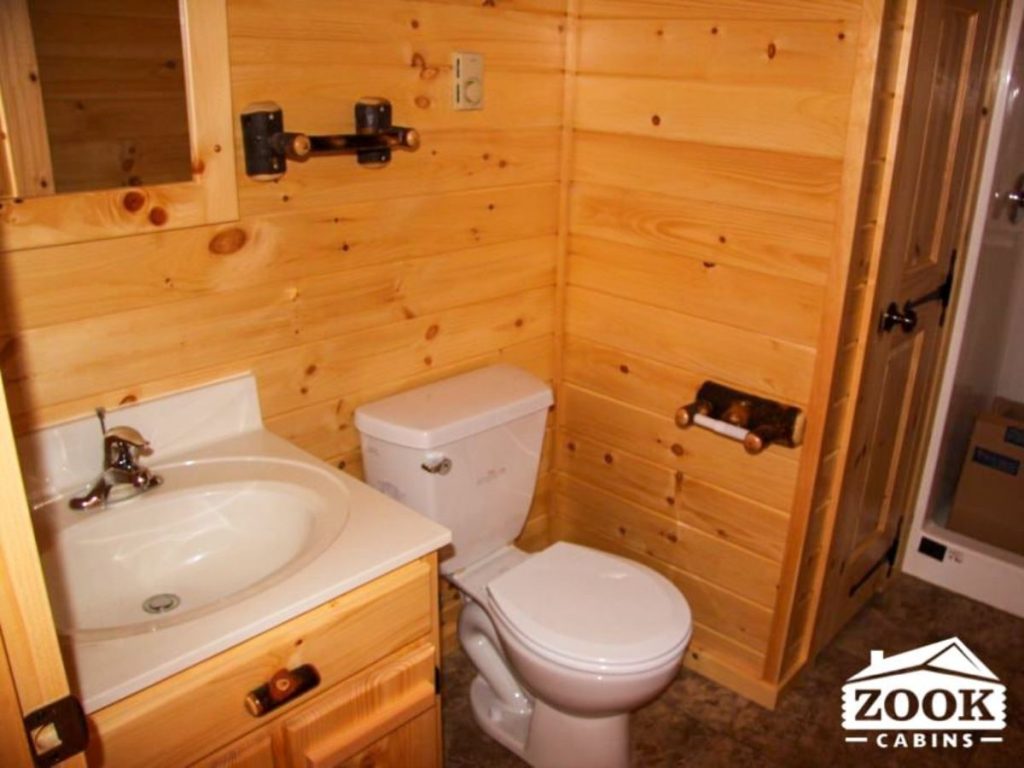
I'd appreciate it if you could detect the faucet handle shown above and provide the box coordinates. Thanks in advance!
[103,425,153,474]
[96,406,108,433]
[104,425,149,449]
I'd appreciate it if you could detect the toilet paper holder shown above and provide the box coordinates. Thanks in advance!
[675,381,805,455]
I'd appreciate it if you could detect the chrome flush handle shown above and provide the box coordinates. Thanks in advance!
[1004,173,1024,223]
[421,456,453,475]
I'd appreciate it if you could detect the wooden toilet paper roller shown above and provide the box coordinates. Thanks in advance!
[675,381,805,455]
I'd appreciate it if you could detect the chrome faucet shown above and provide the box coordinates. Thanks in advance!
[69,408,163,511]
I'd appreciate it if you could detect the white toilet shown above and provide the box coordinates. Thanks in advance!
[355,365,692,768]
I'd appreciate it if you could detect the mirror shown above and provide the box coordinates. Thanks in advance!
[3,0,193,197]
[0,0,237,251]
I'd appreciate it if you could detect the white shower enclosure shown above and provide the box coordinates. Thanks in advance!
[904,0,1024,617]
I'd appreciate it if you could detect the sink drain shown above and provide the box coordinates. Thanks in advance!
[143,593,181,615]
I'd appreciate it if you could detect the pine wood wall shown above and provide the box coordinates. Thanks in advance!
[554,0,871,700]
[0,0,566,649]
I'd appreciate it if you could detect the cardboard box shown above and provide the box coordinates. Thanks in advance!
[993,396,1024,422]
[947,397,1024,556]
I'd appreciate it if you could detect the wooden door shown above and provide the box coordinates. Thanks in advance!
[816,0,1003,646]
[0,373,83,766]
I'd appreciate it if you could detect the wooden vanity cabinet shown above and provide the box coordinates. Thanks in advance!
[86,555,442,768]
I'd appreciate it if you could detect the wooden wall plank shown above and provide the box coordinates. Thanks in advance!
[4,282,548,417]
[569,235,825,346]
[264,335,554,460]
[688,626,770,684]
[39,97,189,142]
[28,0,179,19]
[565,287,816,405]
[229,1,566,43]
[678,477,791,563]
[33,57,201,100]
[3,185,559,328]
[418,0,567,14]
[238,129,561,216]
[551,516,773,654]
[229,4,566,72]
[556,474,782,606]
[571,183,833,285]
[561,384,799,511]
[558,430,677,512]
[232,69,562,134]
[581,0,862,21]
[575,75,851,158]
[29,4,183,59]
[573,131,843,223]
[579,18,858,92]
[563,335,778,414]
[4,285,555,423]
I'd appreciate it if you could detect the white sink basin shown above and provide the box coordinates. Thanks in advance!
[33,457,348,640]
[18,376,450,713]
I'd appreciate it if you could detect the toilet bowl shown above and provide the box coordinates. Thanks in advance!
[455,543,691,768]
[354,365,692,768]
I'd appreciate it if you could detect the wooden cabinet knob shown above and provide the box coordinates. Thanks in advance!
[245,664,321,717]
[270,669,300,703]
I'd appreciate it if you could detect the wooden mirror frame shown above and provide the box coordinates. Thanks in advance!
[0,0,237,252]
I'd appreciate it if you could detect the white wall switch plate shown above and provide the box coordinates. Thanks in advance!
[453,52,484,110]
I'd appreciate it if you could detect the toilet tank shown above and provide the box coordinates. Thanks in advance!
[354,365,553,573]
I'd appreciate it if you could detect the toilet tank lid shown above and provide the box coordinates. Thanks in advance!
[354,365,553,449]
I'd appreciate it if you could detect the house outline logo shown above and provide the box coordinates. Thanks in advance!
[842,637,1006,749]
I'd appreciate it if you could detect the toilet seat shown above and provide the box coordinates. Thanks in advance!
[486,542,692,675]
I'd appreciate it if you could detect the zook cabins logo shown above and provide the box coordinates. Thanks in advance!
[842,637,1007,750]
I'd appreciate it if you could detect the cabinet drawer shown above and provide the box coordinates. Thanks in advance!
[282,644,438,768]
[88,558,434,767]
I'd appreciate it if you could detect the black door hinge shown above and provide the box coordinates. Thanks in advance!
[848,519,903,597]
[23,695,89,767]
[434,666,442,695]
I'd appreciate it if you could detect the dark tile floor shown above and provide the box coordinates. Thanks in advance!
[442,574,1024,767]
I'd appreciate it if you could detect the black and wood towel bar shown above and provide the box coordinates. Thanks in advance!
[241,98,419,179]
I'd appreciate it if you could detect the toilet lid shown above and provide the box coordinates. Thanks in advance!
[486,542,692,671]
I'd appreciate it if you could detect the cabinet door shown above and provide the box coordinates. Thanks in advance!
[282,644,438,768]
[336,708,438,768]
[192,730,275,768]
